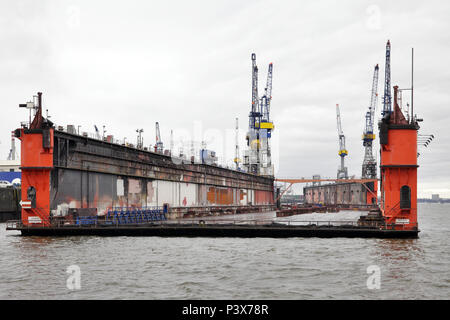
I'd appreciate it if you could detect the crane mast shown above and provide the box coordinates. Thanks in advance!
[259,62,274,176]
[7,131,17,161]
[382,40,392,116]
[245,53,260,174]
[336,104,348,179]
[243,53,274,176]
[261,63,273,123]
[249,53,261,130]
[362,64,379,179]
[154,122,163,153]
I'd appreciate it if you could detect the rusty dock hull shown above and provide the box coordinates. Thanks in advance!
[304,181,377,207]
[51,129,274,217]
[16,126,275,226]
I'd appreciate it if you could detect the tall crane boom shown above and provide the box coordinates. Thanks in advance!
[261,62,273,122]
[249,53,261,130]
[336,104,348,179]
[362,64,379,179]
[366,64,379,136]
[382,40,392,116]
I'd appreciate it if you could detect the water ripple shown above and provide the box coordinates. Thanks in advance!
[0,203,449,299]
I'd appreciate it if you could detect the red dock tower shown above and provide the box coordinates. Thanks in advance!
[379,86,419,230]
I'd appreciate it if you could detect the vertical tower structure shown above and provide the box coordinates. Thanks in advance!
[245,53,261,175]
[16,92,54,226]
[244,53,274,176]
[362,64,379,204]
[382,40,392,116]
[154,122,163,153]
[336,104,348,179]
[379,85,419,230]
[7,131,17,160]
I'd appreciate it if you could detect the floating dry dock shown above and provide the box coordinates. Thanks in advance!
[8,45,424,240]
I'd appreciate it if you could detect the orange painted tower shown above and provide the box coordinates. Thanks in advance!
[15,92,54,226]
[366,182,378,205]
[378,86,419,230]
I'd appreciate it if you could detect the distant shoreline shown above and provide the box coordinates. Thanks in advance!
[418,199,450,204]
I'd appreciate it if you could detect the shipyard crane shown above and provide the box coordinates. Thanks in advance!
[234,117,240,170]
[154,122,163,153]
[7,131,17,161]
[382,40,392,116]
[336,104,348,179]
[244,53,274,176]
[259,62,274,176]
[261,62,273,126]
[136,128,144,149]
[362,64,379,179]
[245,53,262,174]
[249,53,261,131]
[94,125,101,139]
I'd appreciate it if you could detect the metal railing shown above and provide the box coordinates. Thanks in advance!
[6,209,418,231]
[6,220,22,229]
[157,218,418,230]
[165,218,365,228]
[54,124,130,146]
[5,217,418,231]
[43,218,363,228]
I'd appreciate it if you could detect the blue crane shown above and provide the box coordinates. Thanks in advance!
[260,62,274,137]
[248,53,261,130]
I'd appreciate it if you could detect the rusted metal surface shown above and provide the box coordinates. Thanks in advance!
[275,178,377,204]
[304,182,376,206]
[276,205,336,217]
[50,130,274,218]
[169,204,274,220]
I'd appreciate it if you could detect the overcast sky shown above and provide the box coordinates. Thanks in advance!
[1,0,449,197]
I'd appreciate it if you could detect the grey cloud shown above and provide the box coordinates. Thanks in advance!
[1,0,449,197]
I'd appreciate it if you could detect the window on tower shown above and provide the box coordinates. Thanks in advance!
[400,185,411,209]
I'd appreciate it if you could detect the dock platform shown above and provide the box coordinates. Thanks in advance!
[6,220,419,238]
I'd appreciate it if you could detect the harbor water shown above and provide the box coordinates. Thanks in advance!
[0,203,448,299]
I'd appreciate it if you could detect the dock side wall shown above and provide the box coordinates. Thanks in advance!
[304,182,369,206]
[50,130,274,217]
